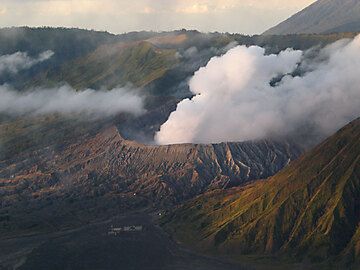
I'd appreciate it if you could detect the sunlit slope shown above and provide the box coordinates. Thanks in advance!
[164,118,360,268]
[34,41,178,89]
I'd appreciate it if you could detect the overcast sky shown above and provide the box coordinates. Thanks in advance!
[0,0,315,34]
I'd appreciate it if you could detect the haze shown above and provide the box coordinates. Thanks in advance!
[0,0,315,34]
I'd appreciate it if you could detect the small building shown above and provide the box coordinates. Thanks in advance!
[108,225,143,235]
[123,225,143,232]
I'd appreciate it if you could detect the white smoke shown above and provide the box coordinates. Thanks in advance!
[0,50,54,74]
[155,35,360,145]
[0,85,145,118]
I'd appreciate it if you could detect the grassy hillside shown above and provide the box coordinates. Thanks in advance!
[0,27,178,89]
[163,118,360,269]
[33,41,178,89]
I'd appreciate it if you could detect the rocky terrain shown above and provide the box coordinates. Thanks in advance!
[163,118,360,269]
[0,124,301,235]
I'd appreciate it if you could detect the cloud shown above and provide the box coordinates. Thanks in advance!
[176,3,209,14]
[155,35,360,146]
[0,0,315,34]
[0,7,6,15]
[36,0,104,16]
[0,85,145,118]
[0,51,54,75]
[173,1,315,14]
[141,6,156,14]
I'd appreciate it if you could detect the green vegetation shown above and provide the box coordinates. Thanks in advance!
[163,118,360,269]
[41,41,178,90]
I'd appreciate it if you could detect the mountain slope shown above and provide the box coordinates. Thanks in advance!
[29,41,178,90]
[163,118,360,269]
[264,0,360,35]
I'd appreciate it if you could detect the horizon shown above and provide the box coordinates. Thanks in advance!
[0,0,315,35]
[0,25,311,36]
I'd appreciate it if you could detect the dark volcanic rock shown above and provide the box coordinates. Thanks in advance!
[0,126,301,205]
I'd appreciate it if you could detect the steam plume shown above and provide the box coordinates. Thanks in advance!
[156,36,360,145]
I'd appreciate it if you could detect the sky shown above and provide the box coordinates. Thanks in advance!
[0,0,315,34]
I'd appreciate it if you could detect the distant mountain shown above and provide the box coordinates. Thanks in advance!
[2,27,358,91]
[164,118,360,269]
[264,0,360,35]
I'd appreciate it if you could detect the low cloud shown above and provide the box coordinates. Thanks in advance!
[0,85,145,118]
[0,7,6,15]
[176,3,209,14]
[0,50,54,75]
[156,35,360,146]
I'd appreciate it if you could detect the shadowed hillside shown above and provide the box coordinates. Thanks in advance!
[163,118,360,269]
[264,0,360,35]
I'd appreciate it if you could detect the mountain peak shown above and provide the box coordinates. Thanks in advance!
[264,0,360,35]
